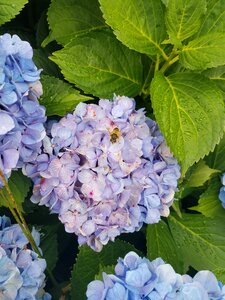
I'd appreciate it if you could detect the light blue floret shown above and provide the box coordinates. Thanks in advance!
[0,33,46,186]
[86,252,225,300]
[0,216,51,300]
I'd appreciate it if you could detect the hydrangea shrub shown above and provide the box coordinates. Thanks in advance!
[1,0,225,299]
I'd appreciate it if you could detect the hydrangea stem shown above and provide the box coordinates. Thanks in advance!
[160,46,179,74]
[0,170,58,288]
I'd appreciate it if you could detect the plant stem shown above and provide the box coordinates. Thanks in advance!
[159,46,180,74]
[160,55,179,74]
[0,170,59,288]
[154,54,160,73]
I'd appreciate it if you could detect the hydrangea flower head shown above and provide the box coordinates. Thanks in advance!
[0,33,46,185]
[24,96,180,251]
[0,215,51,300]
[219,173,225,208]
[86,251,225,299]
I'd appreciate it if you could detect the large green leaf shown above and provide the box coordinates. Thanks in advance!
[203,65,225,94]
[71,240,141,300]
[51,30,143,98]
[44,0,106,46]
[0,171,31,212]
[0,0,28,26]
[99,0,167,58]
[40,75,92,116]
[150,72,224,174]
[147,221,184,273]
[197,0,225,36]
[180,33,225,70]
[169,214,225,280]
[191,177,225,218]
[165,0,206,45]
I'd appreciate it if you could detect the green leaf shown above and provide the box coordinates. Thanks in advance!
[99,0,167,58]
[33,49,61,77]
[180,33,225,70]
[203,65,225,94]
[147,221,184,273]
[197,0,225,36]
[71,240,141,300]
[94,265,115,280]
[51,30,143,98]
[0,171,31,212]
[205,133,225,171]
[165,0,206,45]
[183,160,219,188]
[0,0,28,26]
[44,0,106,46]
[150,72,224,174]
[169,214,225,280]
[40,224,59,272]
[191,177,225,218]
[40,75,92,116]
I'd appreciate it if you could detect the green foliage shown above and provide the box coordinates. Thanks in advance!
[71,240,141,300]
[44,0,106,46]
[3,0,225,296]
[165,0,207,46]
[150,72,224,174]
[33,49,61,77]
[205,133,225,171]
[191,177,225,218]
[180,33,225,70]
[0,171,31,212]
[169,214,225,281]
[40,75,92,116]
[99,0,167,57]
[183,160,219,188]
[0,0,28,26]
[197,0,225,36]
[40,224,59,272]
[203,66,225,95]
[147,221,184,273]
[51,30,143,98]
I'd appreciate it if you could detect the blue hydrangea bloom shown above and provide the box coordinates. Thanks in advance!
[0,216,51,300]
[86,252,225,300]
[0,33,46,186]
[24,96,180,251]
[219,173,225,208]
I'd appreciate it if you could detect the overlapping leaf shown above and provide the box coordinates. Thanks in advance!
[44,0,106,46]
[40,75,92,116]
[191,178,225,218]
[147,221,184,273]
[0,0,28,26]
[51,30,143,98]
[99,0,167,57]
[180,33,225,70]
[169,214,225,281]
[165,0,206,45]
[150,72,224,174]
[197,0,225,36]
